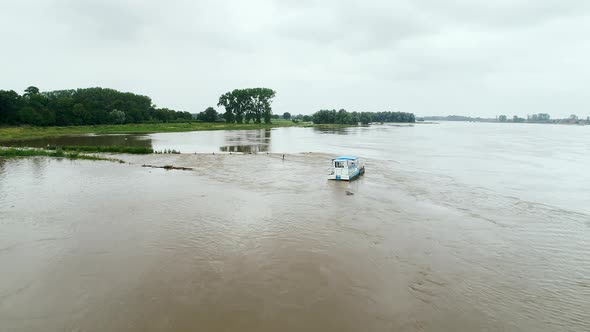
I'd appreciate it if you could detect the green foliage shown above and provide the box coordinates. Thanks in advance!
[513,115,525,123]
[217,88,276,124]
[0,121,303,143]
[109,109,126,124]
[46,145,153,154]
[24,86,40,97]
[0,90,22,124]
[196,107,219,122]
[499,115,507,122]
[0,86,192,127]
[0,147,121,162]
[528,113,551,122]
[312,109,415,124]
[282,112,291,120]
[312,110,337,124]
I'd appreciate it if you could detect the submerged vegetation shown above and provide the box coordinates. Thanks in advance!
[154,149,181,154]
[0,148,123,162]
[46,145,153,154]
[141,164,193,171]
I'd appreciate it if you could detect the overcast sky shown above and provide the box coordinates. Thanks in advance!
[1,0,589,118]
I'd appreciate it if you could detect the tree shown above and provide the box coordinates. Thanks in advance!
[498,115,507,122]
[359,112,372,125]
[349,111,360,124]
[109,109,126,124]
[0,90,22,124]
[312,109,415,124]
[18,106,42,125]
[197,107,218,122]
[217,91,238,123]
[24,86,40,97]
[0,86,190,126]
[282,112,291,120]
[217,88,276,124]
[312,109,337,124]
[513,115,525,123]
[538,113,550,122]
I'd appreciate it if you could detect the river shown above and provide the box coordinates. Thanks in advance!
[1,122,589,331]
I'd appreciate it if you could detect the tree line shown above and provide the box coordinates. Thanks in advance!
[421,113,590,124]
[312,109,415,125]
[0,86,192,126]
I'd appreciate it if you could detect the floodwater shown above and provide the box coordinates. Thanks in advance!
[1,122,589,331]
[5,133,152,149]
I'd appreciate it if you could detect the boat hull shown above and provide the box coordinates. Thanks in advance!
[328,167,364,181]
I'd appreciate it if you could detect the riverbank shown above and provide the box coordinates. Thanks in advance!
[0,147,123,162]
[0,121,302,142]
[0,122,388,144]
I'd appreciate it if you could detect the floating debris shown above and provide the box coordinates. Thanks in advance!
[142,164,193,171]
[345,191,354,196]
[154,149,181,154]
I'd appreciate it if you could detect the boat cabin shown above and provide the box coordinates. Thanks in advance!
[328,156,365,181]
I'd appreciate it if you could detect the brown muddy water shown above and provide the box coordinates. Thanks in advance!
[1,123,590,331]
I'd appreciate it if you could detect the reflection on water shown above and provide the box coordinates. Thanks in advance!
[313,127,355,135]
[219,129,271,153]
[219,145,267,153]
[3,133,152,148]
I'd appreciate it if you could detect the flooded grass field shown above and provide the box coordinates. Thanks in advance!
[1,123,589,331]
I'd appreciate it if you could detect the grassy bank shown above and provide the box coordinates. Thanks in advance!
[0,148,123,162]
[0,120,306,143]
[46,145,153,154]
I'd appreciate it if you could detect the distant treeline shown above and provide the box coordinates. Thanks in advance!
[420,113,590,124]
[312,109,415,125]
[420,115,478,121]
[0,86,192,126]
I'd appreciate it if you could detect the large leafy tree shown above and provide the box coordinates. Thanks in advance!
[196,107,218,122]
[0,90,22,124]
[217,91,236,123]
[217,88,276,124]
[24,86,40,97]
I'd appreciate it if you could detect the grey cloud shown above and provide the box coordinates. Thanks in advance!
[1,0,589,118]
[274,1,436,52]
[53,0,156,42]
[414,0,590,28]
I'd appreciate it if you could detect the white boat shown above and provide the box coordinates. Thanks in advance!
[328,156,365,181]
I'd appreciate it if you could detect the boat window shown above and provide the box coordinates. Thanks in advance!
[334,161,345,168]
